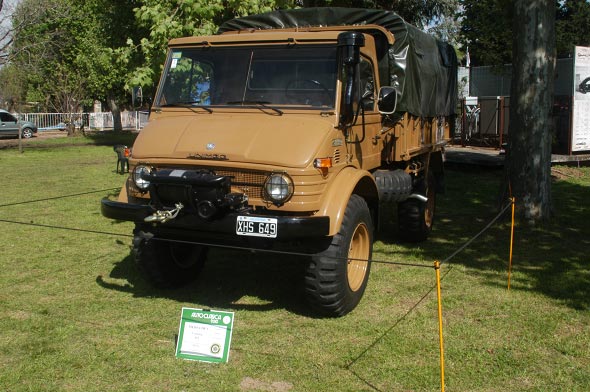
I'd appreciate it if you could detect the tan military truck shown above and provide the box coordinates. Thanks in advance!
[102,8,457,317]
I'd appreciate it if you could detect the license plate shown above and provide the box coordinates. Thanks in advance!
[236,216,278,238]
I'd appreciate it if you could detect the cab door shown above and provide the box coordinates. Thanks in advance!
[347,56,382,170]
[0,112,19,136]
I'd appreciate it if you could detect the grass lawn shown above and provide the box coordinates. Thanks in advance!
[0,140,588,391]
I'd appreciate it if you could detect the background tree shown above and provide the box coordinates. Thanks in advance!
[506,0,555,223]
[76,0,146,131]
[459,0,590,66]
[458,0,513,66]
[127,0,460,90]
[1,0,466,124]
[126,0,293,92]
[3,0,145,130]
[6,0,84,113]
[0,0,66,107]
[0,0,32,65]
[299,0,458,28]
[556,0,590,56]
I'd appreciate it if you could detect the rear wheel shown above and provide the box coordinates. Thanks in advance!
[305,194,373,317]
[398,172,436,242]
[133,230,208,288]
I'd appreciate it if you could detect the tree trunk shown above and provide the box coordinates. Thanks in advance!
[506,0,555,224]
[107,94,123,132]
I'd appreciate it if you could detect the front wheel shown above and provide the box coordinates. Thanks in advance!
[133,230,208,288]
[21,128,34,139]
[305,195,373,317]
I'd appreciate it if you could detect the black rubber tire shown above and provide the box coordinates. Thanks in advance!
[133,230,208,288]
[397,172,436,242]
[305,194,373,317]
[373,169,413,203]
[21,128,33,139]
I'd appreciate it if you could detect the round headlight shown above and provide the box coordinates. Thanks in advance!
[133,165,152,191]
[263,173,294,204]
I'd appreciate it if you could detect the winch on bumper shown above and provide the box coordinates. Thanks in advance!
[101,168,330,249]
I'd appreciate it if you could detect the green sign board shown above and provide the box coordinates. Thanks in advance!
[175,308,235,363]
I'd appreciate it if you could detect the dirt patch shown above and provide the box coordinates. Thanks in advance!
[239,377,293,392]
[0,131,67,148]
[551,166,586,180]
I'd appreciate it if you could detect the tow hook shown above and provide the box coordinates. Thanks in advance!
[144,202,184,224]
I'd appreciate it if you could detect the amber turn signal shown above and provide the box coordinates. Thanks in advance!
[314,157,333,169]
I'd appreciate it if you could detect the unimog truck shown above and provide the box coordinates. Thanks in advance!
[101,8,457,317]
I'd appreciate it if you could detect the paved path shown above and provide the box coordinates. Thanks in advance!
[445,146,505,167]
[446,145,590,167]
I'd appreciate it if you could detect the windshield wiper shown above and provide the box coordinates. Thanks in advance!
[226,100,283,116]
[160,101,213,113]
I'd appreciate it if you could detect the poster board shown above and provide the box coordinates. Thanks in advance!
[175,308,235,363]
[572,46,590,152]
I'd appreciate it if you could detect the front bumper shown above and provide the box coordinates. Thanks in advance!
[101,198,330,244]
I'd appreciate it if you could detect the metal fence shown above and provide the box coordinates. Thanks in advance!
[18,111,149,131]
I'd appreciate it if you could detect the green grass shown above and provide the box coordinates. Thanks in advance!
[0,143,589,391]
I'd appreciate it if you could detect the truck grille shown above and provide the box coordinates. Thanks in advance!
[213,168,269,200]
[128,167,269,201]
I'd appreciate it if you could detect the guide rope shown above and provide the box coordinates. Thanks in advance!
[0,188,120,208]
[0,186,514,270]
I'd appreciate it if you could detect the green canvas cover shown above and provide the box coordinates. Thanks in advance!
[218,7,458,117]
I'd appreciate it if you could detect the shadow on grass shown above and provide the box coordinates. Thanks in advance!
[96,246,316,317]
[83,131,138,147]
[405,166,590,311]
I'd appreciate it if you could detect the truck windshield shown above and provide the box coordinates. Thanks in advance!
[156,45,338,109]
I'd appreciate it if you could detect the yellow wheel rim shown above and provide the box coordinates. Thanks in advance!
[347,222,370,292]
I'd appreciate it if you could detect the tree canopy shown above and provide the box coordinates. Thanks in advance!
[1,0,461,113]
[4,0,589,110]
[459,0,590,66]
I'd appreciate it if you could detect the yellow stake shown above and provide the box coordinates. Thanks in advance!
[507,197,516,290]
[434,260,445,392]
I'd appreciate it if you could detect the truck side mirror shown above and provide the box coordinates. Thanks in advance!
[378,86,398,115]
[338,31,365,128]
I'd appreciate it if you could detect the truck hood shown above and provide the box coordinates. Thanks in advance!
[132,112,336,168]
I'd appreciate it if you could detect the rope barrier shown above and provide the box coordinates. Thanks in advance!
[0,218,133,238]
[0,188,121,208]
[0,187,513,271]
[441,200,513,265]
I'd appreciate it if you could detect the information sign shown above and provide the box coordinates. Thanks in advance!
[175,308,235,363]
[572,46,590,152]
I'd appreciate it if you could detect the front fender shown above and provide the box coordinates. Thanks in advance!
[317,167,379,236]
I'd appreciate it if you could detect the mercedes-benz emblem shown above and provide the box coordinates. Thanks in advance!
[206,143,215,150]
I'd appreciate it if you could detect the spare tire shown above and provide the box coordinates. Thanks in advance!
[373,169,413,203]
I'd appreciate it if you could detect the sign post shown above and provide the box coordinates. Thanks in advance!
[18,123,23,154]
[175,308,235,363]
